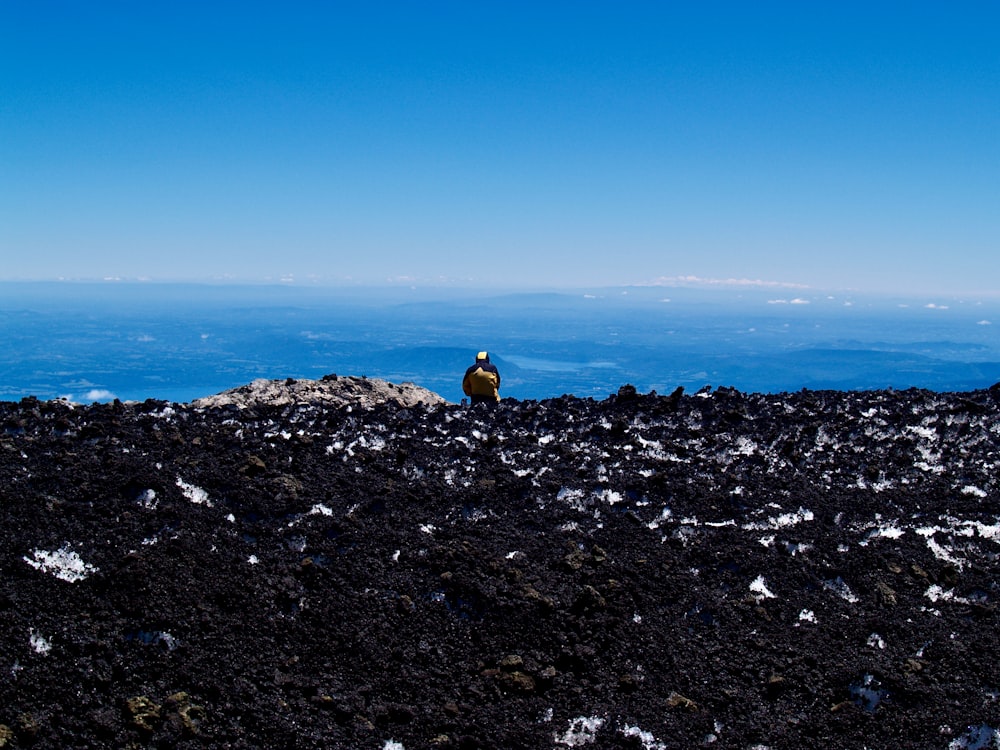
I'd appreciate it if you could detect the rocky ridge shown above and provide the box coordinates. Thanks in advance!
[190,375,446,411]
[0,380,998,749]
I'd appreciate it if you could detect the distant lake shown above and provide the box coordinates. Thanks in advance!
[2,282,999,404]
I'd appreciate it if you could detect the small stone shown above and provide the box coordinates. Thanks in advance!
[904,658,925,674]
[618,674,639,693]
[242,455,267,475]
[574,585,607,611]
[666,692,698,711]
[126,696,161,733]
[499,671,536,694]
[876,581,897,606]
[499,654,524,671]
[766,675,788,697]
[164,692,206,736]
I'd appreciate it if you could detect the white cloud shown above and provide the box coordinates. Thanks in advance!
[977,319,992,326]
[83,389,116,402]
[640,275,809,289]
[924,303,950,310]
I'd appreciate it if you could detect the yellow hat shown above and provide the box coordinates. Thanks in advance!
[477,351,488,361]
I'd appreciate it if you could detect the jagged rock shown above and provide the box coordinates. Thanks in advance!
[191,374,447,410]
[666,692,699,711]
[163,692,205,736]
[125,697,160,733]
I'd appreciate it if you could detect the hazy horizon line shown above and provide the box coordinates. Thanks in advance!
[2,275,999,302]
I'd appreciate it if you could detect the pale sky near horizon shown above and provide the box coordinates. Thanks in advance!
[2,2,998,295]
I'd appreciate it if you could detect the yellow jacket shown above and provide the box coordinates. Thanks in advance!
[462,358,501,401]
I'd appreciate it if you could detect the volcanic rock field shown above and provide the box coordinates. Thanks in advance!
[1,375,998,749]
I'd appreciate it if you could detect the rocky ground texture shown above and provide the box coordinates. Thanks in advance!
[1,378,998,749]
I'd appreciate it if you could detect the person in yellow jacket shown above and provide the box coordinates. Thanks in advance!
[462,351,501,405]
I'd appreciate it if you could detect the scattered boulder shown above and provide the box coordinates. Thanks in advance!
[191,374,447,410]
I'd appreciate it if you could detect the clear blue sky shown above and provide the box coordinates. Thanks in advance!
[2,2,998,294]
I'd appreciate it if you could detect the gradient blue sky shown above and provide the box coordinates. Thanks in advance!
[2,2,998,294]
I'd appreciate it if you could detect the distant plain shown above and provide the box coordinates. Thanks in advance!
[2,282,999,404]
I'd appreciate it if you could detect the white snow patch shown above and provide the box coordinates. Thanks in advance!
[176,476,212,506]
[743,507,813,531]
[705,519,736,528]
[914,459,945,474]
[750,575,776,600]
[595,489,624,505]
[925,585,969,605]
[860,523,905,546]
[798,609,817,624]
[248,555,260,565]
[23,545,98,583]
[646,507,672,530]
[136,489,157,509]
[918,533,966,568]
[420,524,436,535]
[383,740,405,750]
[961,485,988,498]
[555,716,605,746]
[947,724,1000,749]
[867,633,886,649]
[29,629,52,655]
[308,504,333,516]
[557,487,588,512]
[620,725,667,750]
[907,425,938,440]
[974,521,1000,541]
[823,577,859,603]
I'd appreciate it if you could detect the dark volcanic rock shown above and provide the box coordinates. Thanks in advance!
[1,382,999,748]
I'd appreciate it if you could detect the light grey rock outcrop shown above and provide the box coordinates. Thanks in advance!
[190,374,447,410]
